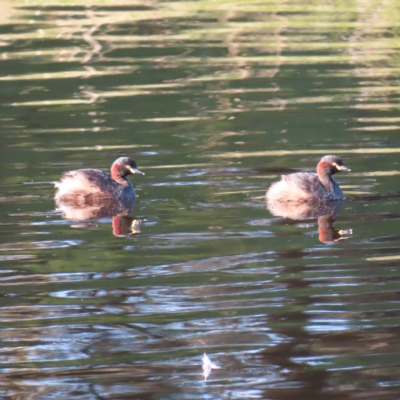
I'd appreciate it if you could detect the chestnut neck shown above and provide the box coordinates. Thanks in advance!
[111,163,127,183]
[316,161,335,187]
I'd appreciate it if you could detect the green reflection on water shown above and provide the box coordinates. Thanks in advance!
[1,0,400,398]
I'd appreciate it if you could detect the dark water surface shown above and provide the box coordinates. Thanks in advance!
[1,0,400,398]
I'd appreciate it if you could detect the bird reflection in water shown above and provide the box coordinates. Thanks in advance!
[56,196,142,237]
[266,199,352,243]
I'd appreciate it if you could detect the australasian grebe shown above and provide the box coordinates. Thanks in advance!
[54,157,144,203]
[266,155,350,203]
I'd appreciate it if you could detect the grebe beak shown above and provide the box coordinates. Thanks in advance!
[128,166,145,175]
[333,162,350,172]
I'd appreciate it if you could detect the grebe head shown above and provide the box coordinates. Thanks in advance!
[111,157,145,180]
[317,155,350,177]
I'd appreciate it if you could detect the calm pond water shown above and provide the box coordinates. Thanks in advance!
[1,0,400,398]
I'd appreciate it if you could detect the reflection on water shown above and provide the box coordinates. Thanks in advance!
[56,197,134,220]
[56,196,142,236]
[1,0,400,399]
[267,199,352,243]
[267,197,343,220]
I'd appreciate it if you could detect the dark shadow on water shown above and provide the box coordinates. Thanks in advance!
[56,196,142,237]
[266,199,352,243]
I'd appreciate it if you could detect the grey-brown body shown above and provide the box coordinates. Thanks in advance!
[266,155,349,203]
[54,169,134,203]
[267,171,344,203]
[54,157,144,204]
